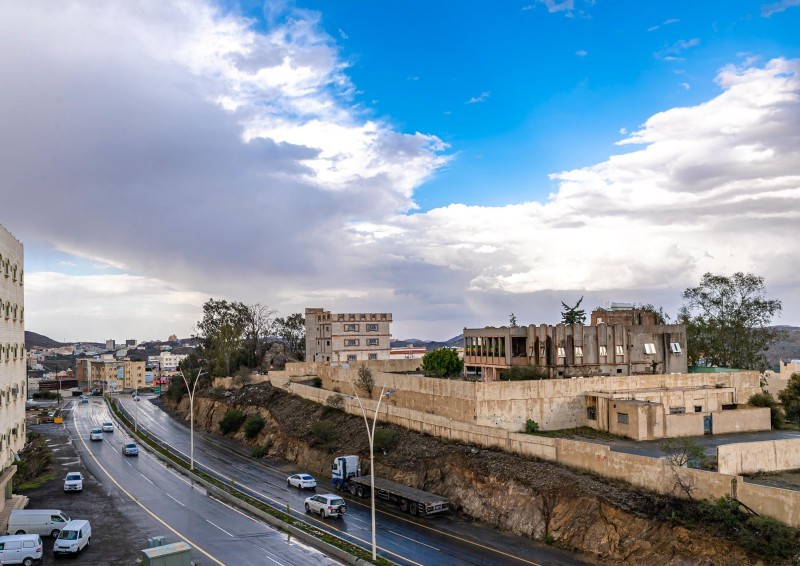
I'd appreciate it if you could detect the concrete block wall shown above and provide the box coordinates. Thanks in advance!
[718,438,800,475]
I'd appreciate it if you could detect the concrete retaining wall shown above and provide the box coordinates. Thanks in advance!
[718,438,800,475]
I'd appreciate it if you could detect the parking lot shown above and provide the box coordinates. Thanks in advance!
[20,423,161,565]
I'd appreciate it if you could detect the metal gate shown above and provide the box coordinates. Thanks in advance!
[703,414,712,434]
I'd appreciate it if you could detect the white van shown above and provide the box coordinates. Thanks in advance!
[7,509,70,537]
[0,534,44,566]
[53,519,91,556]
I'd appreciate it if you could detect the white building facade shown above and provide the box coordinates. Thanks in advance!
[305,308,392,363]
[0,224,26,507]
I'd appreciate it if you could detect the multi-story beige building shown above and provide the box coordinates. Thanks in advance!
[305,308,392,363]
[0,224,26,510]
[464,307,688,381]
[75,356,146,392]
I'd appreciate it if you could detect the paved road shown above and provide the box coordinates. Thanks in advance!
[116,394,593,566]
[69,397,338,566]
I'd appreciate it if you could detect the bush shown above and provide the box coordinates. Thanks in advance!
[311,377,322,388]
[233,366,253,386]
[326,393,344,410]
[243,414,265,439]
[219,409,246,434]
[525,419,539,433]
[748,392,784,429]
[209,386,226,399]
[501,366,549,381]
[421,348,463,378]
[373,428,399,452]
[311,420,339,452]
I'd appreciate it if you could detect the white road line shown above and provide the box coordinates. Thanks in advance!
[140,474,155,485]
[206,519,234,537]
[262,552,285,565]
[387,530,441,551]
[167,493,185,507]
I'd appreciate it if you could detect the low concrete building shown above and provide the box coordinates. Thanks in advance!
[305,308,392,363]
[464,308,687,381]
[75,357,146,392]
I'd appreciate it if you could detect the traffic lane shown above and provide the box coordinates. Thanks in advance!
[73,401,338,566]
[120,397,593,566]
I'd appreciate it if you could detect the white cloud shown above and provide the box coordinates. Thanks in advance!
[656,38,700,60]
[538,0,574,13]
[681,82,691,90]
[465,91,491,104]
[575,50,588,57]
[762,0,800,16]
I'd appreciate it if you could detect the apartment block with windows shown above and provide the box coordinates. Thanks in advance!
[75,356,146,392]
[463,308,687,381]
[305,308,392,363]
[0,224,26,511]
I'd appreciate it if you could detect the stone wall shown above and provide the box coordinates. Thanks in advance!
[711,407,771,435]
[718,438,800,475]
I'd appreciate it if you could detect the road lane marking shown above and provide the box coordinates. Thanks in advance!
[262,553,285,566]
[73,420,224,565]
[167,493,186,507]
[207,519,234,537]
[140,474,155,485]
[387,530,440,551]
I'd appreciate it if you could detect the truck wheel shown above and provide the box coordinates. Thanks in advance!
[349,484,357,496]
[400,499,409,512]
[356,485,365,498]
[409,502,418,516]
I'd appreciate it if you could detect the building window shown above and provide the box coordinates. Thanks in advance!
[366,324,378,332]
[345,324,358,332]
[694,406,703,412]
[326,340,330,346]
[670,342,682,353]
[345,339,359,346]
[599,345,607,356]
[587,408,597,420]
[615,345,624,356]
[574,346,583,357]
[367,339,378,346]
[617,413,629,425]
[368,353,378,360]
[596,317,603,324]
[644,343,656,354]
[670,407,685,414]
[347,354,357,361]
[557,347,566,358]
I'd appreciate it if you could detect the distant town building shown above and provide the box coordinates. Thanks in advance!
[389,345,427,360]
[305,308,392,363]
[75,357,146,391]
[159,352,187,371]
[463,307,687,381]
[105,339,116,350]
[0,223,27,509]
[125,339,137,347]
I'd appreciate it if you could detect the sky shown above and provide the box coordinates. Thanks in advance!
[1,0,799,343]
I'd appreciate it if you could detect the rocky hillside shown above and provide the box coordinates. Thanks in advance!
[166,383,788,565]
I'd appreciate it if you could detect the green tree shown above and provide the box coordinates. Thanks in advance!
[748,392,784,429]
[241,303,276,369]
[243,414,265,439]
[274,313,306,359]
[355,365,374,398]
[421,348,463,378]
[219,409,246,434]
[661,437,705,468]
[678,272,782,370]
[779,373,800,423]
[196,299,249,377]
[561,296,586,324]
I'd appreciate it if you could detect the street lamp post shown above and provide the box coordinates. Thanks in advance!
[350,384,395,561]
[178,368,206,471]
[133,388,139,432]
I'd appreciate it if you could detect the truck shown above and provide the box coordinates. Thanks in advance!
[331,455,449,517]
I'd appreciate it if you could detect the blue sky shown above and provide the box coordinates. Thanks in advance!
[2,0,799,342]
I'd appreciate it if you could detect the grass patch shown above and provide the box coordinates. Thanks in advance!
[109,400,392,565]
[16,474,56,491]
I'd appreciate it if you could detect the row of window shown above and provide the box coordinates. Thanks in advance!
[344,338,380,347]
[347,353,379,361]
[344,324,380,332]
[0,343,25,361]
[0,255,23,285]
[554,343,681,358]
[0,300,23,322]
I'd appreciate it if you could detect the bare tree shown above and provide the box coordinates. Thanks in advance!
[661,437,704,498]
[355,365,375,399]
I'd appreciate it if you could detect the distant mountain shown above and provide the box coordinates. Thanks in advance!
[25,331,67,349]
[766,326,800,370]
[391,335,462,351]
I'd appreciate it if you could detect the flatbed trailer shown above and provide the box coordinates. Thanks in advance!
[344,475,449,517]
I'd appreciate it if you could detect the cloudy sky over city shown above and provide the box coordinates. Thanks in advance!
[2,0,799,342]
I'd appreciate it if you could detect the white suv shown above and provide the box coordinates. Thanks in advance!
[63,472,83,493]
[304,494,347,518]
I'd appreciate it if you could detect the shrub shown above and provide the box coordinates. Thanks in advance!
[356,365,374,398]
[501,366,549,381]
[525,419,539,433]
[373,428,399,452]
[326,393,344,410]
[251,444,269,459]
[209,386,226,399]
[233,366,253,386]
[311,377,323,388]
[244,414,265,439]
[421,348,463,378]
[219,409,246,434]
[748,392,785,429]
[311,420,339,452]
[544,535,555,545]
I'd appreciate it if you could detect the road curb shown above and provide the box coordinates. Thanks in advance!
[106,397,376,566]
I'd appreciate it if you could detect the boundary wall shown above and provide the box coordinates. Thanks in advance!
[718,438,800,475]
[270,375,800,528]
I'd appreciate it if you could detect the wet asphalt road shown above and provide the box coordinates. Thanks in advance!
[115,393,594,566]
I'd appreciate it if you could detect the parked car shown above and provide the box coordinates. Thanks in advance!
[122,443,139,456]
[64,472,83,493]
[101,422,114,432]
[0,534,43,566]
[7,509,70,538]
[80,396,89,404]
[89,429,103,441]
[304,494,347,518]
[287,474,317,490]
[53,520,91,556]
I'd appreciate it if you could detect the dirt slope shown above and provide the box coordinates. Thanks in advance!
[169,383,771,565]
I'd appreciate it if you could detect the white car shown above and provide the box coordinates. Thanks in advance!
[304,494,347,518]
[288,474,317,490]
[122,443,139,456]
[89,429,103,441]
[101,422,114,432]
[63,472,83,493]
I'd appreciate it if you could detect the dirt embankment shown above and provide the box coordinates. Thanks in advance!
[169,383,765,565]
